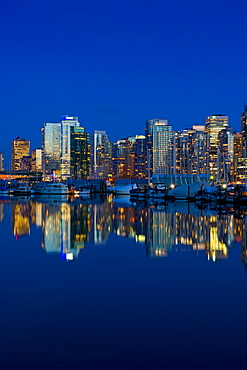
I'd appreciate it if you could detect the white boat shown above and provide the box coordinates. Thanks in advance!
[169,182,209,200]
[75,187,91,197]
[146,186,172,199]
[113,183,138,195]
[11,184,31,195]
[32,182,69,195]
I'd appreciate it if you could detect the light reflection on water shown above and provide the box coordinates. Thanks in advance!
[1,196,247,265]
[0,196,247,369]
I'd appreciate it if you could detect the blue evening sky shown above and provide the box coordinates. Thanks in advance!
[0,0,246,166]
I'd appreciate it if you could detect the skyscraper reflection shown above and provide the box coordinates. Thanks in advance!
[12,202,31,237]
[42,202,91,261]
[0,202,5,223]
[7,198,246,264]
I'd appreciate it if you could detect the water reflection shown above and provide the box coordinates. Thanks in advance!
[3,197,247,264]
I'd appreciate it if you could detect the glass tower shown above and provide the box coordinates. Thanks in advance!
[42,122,62,178]
[70,126,90,179]
[61,116,80,179]
[91,130,112,179]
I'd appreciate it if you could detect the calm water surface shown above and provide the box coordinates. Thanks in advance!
[0,196,247,370]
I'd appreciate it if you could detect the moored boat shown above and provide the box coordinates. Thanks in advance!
[74,186,92,197]
[11,183,31,195]
[31,182,69,195]
[113,183,138,195]
[169,181,210,200]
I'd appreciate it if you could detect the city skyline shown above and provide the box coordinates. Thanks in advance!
[0,0,246,166]
[2,108,246,169]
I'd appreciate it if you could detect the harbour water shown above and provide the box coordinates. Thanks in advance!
[0,196,247,369]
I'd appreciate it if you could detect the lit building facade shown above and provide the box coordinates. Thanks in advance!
[176,128,209,175]
[11,137,30,171]
[0,152,4,171]
[205,115,229,176]
[124,135,146,178]
[134,135,147,178]
[70,127,90,178]
[145,119,175,175]
[32,149,42,172]
[112,139,131,178]
[61,115,80,179]
[241,102,247,145]
[218,128,234,182]
[233,133,244,179]
[42,122,62,177]
[152,120,174,174]
[91,130,112,178]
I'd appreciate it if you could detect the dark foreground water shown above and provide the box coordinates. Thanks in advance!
[0,196,247,370]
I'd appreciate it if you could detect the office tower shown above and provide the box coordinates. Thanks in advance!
[176,129,191,175]
[11,137,30,171]
[153,120,174,174]
[61,116,80,179]
[32,149,42,173]
[176,128,209,175]
[145,119,175,175]
[112,139,131,178]
[241,103,247,145]
[205,115,229,176]
[91,130,112,179]
[70,127,90,179]
[0,152,4,171]
[125,136,137,178]
[233,133,244,180]
[42,122,62,178]
[125,135,146,178]
[145,119,158,177]
[134,135,147,178]
[218,128,234,182]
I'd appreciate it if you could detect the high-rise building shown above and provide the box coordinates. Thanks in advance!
[145,119,175,175]
[42,122,62,177]
[218,128,234,182]
[32,149,42,173]
[205,115,229,176]
[0,152,4,171]
[134,135,146,178]
[112,139,131,178]
[71,126,90,179]
[152,120,174,174]
[61,115,80,179]
[145,119,158,177]
[176,128,209,175]
[241,103,247,145]
[11,137,30,171]
[233,133,244,180]
[91,130,112,178]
